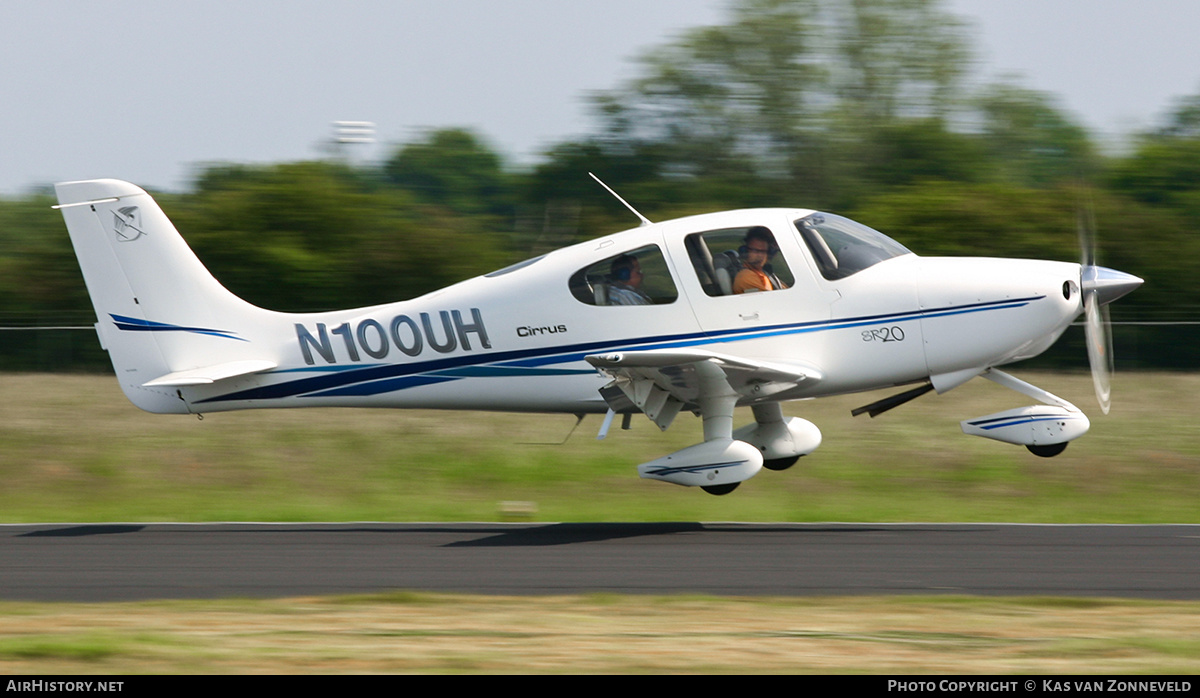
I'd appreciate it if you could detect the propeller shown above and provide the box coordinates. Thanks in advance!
[1077,204,1142,415]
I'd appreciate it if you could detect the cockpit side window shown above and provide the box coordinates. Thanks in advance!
[568,244,678,306]
[795,213,911,280]
[685,227,795,297]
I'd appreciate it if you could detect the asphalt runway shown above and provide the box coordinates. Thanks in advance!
[1,522,1198,602]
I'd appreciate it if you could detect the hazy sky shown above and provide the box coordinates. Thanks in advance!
[3,0,1199,194]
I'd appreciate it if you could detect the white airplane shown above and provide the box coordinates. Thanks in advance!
[55,178,1141,495]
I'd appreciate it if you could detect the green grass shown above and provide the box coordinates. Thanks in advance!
[2,371,1198,523]
[2,593,1200,674]
[5,372,1198,674]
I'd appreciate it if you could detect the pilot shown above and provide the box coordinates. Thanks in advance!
[608,254,653,306]
[733,227,788,294]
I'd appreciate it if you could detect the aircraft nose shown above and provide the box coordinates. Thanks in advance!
[1082,266,1143,306]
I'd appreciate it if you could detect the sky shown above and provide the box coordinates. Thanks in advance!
[3,0,1200,195]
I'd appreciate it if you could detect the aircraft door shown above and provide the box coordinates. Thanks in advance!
[664,217,834,358]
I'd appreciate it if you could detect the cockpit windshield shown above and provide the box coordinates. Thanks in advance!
[795,213,911,280]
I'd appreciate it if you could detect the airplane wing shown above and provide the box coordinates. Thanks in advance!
[584,349,821,431]
[141,359,279,387]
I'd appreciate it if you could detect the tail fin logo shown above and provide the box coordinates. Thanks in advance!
[112,206,146,242]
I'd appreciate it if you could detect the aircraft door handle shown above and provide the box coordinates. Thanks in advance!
[739,312,759,321]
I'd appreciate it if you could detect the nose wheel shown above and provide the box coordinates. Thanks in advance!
[701,482,740,496]
[1026,442,1068,458]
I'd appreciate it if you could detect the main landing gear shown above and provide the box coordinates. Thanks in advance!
[762,455,801,471]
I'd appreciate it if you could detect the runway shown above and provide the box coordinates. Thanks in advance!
[1,523,1198,602]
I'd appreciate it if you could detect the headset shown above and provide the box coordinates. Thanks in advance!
[740,226,779,260]
[610,254,638,282]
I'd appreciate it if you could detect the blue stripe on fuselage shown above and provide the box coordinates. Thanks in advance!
[195,296,1043,403]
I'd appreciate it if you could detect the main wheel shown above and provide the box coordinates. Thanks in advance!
[701,482,740,496]
[762,455,801,471]
[1027,442,1068,458]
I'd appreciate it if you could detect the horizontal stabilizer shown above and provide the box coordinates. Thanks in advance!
[142,360,278,387]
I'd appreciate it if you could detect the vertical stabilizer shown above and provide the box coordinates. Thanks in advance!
[55,179,277,413]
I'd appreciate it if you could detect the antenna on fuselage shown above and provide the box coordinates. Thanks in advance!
[588,172,652,227]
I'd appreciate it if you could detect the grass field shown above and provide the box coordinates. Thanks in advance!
[3,371,1199,674]
[2,594,1200,674]
[2,371,1198,523]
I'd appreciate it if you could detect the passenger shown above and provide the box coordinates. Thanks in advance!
[608,254,653,305]
[733,227,787,294]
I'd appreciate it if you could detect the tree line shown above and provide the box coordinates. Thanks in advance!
[2,0,1197,369]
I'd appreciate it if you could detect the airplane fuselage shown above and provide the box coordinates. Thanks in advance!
[56,179,1141,490]
[150,208,1082,416]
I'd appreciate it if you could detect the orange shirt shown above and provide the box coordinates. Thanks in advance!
[733,267,774,294]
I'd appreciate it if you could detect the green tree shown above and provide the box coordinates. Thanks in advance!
[972,83,1097,187]
[585,0,973,206]
[0,193,115,370]
[1104,92,1200,366]
[1151,91,1200,139]
[1109,105,1200,217]
[829,0,970,124]
[383,128,515,218]
[0,194,92,320]
[173,162,507,312]
[847,180,1078,260]
[588,0,825,201]
[831,118,989,207]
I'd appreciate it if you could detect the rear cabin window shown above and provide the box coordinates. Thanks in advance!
[568,244,678,306]
[684,227,795,297]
